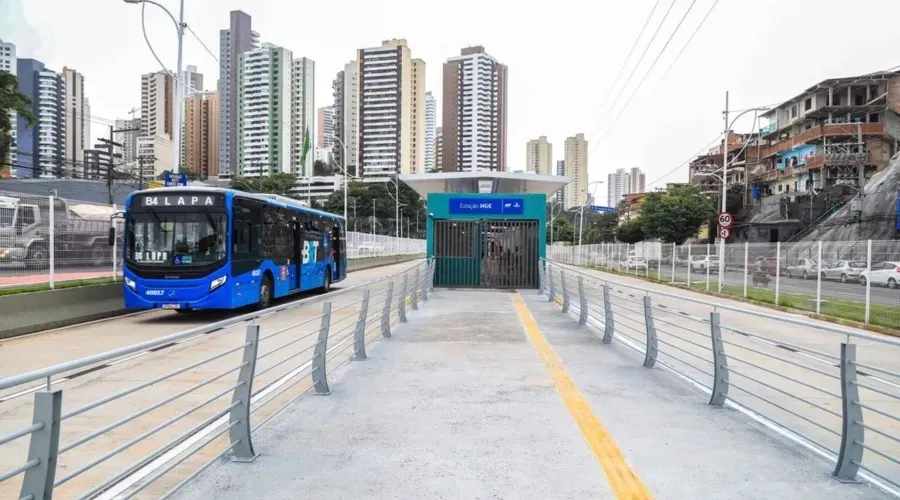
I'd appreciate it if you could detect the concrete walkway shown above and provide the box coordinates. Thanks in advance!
[174,288,890,499]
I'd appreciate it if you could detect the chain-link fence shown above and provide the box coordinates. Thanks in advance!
[0,191,423,292]
[550,239,900,330]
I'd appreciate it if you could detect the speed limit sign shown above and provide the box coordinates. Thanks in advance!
[717,211,733,228]
[719,227,731,239]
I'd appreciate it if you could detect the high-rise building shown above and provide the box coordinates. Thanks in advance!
[1,40,17,174]
[141,71,174,139]
[526,136,552,175]
[17,59,66,178]
[357,39,418,180]
[317,106,334,150]
[137,135,174,178]
[237,43,292,177]
[441,46,508,172]
[331,61,358,175]
[563,133,588,210]
[114,117,141,167]
[291,57,315,176]
[608,167,631,207]
[424,91,437,173]
[217,10,259,176]
[554,160,566,206]
[61,67,88,178]
[184,65,204,93]
[629,167,645,195]
[409,58,426,174]
[183,92,219,179]
[435,126,443,171]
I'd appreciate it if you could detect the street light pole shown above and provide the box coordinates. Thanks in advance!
[332,135,349,223]
[719,91,729,291]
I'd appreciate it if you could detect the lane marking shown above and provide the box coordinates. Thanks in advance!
[510,292,653,499]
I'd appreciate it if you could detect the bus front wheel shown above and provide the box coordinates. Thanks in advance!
[258,275,273,310]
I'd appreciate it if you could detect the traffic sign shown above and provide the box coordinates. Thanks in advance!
[589,205,615,214]
[717,211,733,228]
[718,227,731,239]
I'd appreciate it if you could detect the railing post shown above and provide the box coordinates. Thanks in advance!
[577,276,588,326]
[19,389,62,500]
[421,264,429,301]
[398,273,408,323]
[312,301,332,395]
[411,268,420,311]
[229,325,260,462]
[429,259,436,292]
[602,283,614,344]
[708,311,729,407]
[538,261,545,295]
[352,288,370,361]
[381,281,394,338]
[560,270,570,313]
[642,295,659,368]
[547,265,556,302]
[833,342,864,482]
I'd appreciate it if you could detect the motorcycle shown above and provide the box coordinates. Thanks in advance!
[751,269,771,287]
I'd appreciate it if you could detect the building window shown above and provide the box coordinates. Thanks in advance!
[804,98,812,111]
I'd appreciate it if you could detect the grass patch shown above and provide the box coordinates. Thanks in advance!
[0,277,121,297]
[583,264,900,332]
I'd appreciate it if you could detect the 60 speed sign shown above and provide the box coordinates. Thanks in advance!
[717,211,733,228]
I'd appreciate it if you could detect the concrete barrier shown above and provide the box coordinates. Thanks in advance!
[0,254,424,340]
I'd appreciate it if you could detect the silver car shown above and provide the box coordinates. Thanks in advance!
[820,260,867,283]
[785,258,820,279]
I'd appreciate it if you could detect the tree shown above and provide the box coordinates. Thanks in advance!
[321,178,426,236]
[313,159,331,176]
[615,218,645,244]
[548,217,574,244]
[0,71,36,170]
[639,186,716,244]
[586,212,617,243]
[230,172,299,197]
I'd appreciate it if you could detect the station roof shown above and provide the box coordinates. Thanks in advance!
[399,171,570,197]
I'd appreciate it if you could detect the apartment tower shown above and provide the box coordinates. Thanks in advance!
[217,10,259,176]
[441,46,508,172]
[607,167,630,207]
[183,64,204,93]
[629,167,646,194]
[331,60,358,174]
[555,159,566,206]
[237,43,292,177]
[1,40,16,174]
[424,91,437,172]
[317,106,334,150]
[291,57,315,176]
[563,133,588,209]
[17,59,66,178]
[435,126,443,172]
[141,71,174,138]
[409,58,426,174]
[183,92,219,179]
[61,68,89,177]
[526,136,552,175]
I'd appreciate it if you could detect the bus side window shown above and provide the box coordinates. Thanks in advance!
[233,222,251,254]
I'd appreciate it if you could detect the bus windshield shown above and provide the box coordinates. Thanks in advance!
[126,211,227,266]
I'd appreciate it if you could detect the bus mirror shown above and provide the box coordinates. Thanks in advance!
[108,227,116,247]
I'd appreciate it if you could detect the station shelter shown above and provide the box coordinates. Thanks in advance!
[399,172,569,289]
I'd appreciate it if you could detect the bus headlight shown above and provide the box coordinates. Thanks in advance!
[125,277,136,290]
[209,275,227,291]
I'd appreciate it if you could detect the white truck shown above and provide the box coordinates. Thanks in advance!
[0,194,117,268]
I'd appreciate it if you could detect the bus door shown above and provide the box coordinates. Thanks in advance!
[332,226,343,279]
[291,222,304,291]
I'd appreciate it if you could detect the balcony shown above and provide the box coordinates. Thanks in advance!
[806,149,877,169]
[761,122,884,158]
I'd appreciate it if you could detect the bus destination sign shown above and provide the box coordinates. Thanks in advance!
[136,194,224,208]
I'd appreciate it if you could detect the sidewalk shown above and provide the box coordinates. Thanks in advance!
[173,288,889,499]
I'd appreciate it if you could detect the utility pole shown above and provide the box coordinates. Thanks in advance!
[718,91,729,292]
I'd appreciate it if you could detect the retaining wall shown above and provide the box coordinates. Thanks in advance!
[0,254,423,340]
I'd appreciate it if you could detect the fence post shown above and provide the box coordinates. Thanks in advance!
[547,265,556,302]
[577,276,588,326]
[19,389,62,500]
[686,243,692,287]
[411,268,420,311]
[560,270,570,313]
[708,311,729,407]
[398,273,408,323]
[352,288,370,361]
[642,295,658,368]
[832,343,864,482]
[381,281,393,338]
[229,325,260,462]
[670,242,676,283]
[816,240,823,315]
[49,195,55,290]
[312,301,332,395]
[421,264,429,301]
[602,283,614,344]
[864,239,872,324]
[775,241,781,305]
[743,242,749,298]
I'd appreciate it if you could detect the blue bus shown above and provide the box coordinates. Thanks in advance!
[114,187,347,312]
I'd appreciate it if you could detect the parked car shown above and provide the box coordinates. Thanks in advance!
[625,257,649,271]
[785,258,821,279]
[859,261,900,289]
[690,256,720,272]
[820,260,867,283]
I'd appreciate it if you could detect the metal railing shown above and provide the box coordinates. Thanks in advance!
[0,258,436,499]
[541,259,900,495]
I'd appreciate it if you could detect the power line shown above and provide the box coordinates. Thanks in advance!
[644,134,723,190]
[659,0,721,79]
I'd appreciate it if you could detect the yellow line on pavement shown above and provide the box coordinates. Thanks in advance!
[511,292,653,499]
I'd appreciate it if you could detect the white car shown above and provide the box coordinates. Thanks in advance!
[690,256,720,272]
[859,261,900,289]
[624,257,648,270]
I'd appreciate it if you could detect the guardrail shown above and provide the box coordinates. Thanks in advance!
[541,259,900,495]
[0,258,435,499]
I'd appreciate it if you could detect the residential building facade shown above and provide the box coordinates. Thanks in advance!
[1,40,17,174]
[137,135,174,179]
[629,167,646,195]
[331,60,358,175]
[424,91,437,172]
[62,67,88,177]
[183,64,204,93]
[608,167,630,207]
[409,58,426,174]
[317,106,334,150]
[17,59,66,178]
[554,160,566,206]
[526,136,552,175]
[237,43,292,177]
[217,10,259,175]
[441,46,508,172]
[141,71,174,139]
[291,56,315,176]
[183,92,219,179]
[563,133,587,209]
[435,126,443,171]
[114,117,141,168]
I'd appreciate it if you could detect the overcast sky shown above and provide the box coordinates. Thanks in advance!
[4,0,899,205]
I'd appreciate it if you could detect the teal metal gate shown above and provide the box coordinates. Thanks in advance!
[433,219,539,289]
